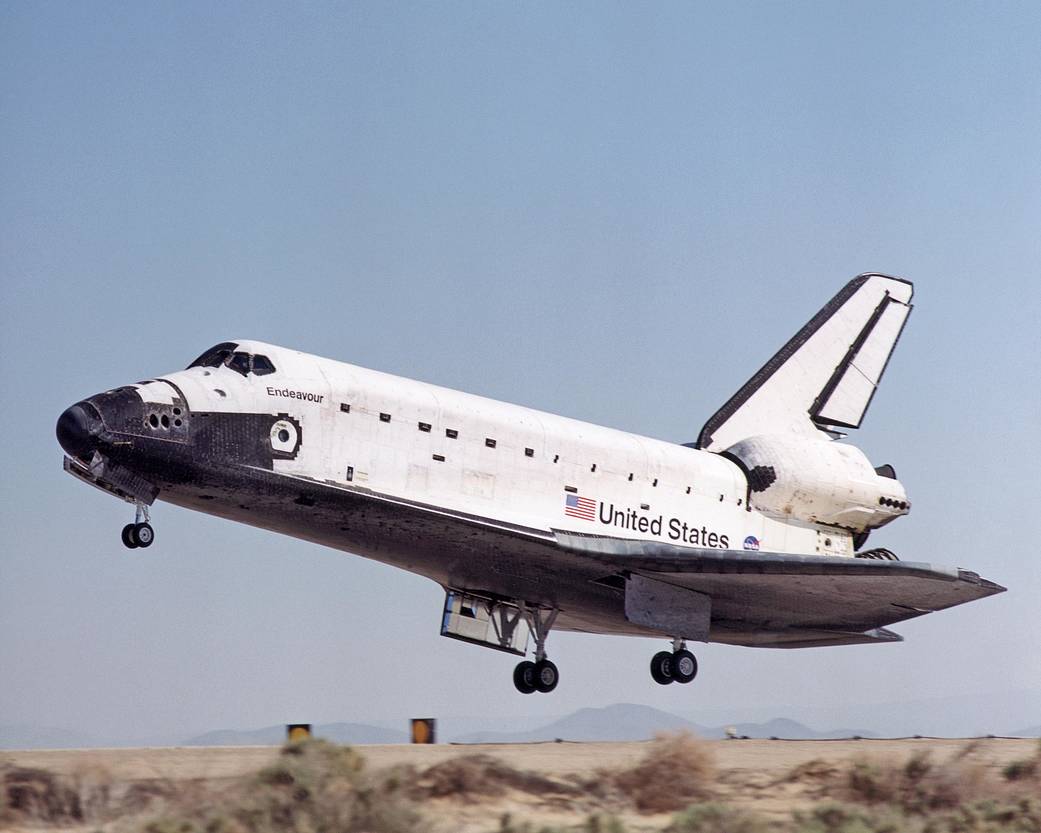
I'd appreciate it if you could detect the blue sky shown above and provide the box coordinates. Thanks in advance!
[2,2,1039,742]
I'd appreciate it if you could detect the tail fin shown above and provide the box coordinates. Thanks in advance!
[696,274,913,452]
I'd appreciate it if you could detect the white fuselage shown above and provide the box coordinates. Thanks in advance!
[148,340,854,559]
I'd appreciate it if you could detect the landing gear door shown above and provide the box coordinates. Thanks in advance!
[440,591,530,656]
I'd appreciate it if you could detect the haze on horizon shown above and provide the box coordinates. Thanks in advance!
[1,2,1038,745]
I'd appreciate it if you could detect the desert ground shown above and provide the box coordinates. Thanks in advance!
[2,736,1038,832]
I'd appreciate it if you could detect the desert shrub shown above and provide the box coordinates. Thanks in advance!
[1002,741,1041,784]
[787,758,842,782]
[0,765,85,824]
[843,751,991,814]
[1003,759,1038,781]
[421,754,495,798]
[922,797,1041,832]
[496,812,547,833]
[256,735,365,788]
[495,812,627,833]
[135,740,423,833]
[782,758,845,801]
[898,751,983,813]
[582,814,628,833]
[665,802,769,833]
[1,761,174,828]
[418,753,576,800]
[792,801,913,833]
[70,762,118,822]
[612,731,715,813]
[119,778,180,816]
[846,759,894,804]
[140,821,204,833]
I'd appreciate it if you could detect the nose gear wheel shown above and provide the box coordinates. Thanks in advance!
[121,503,155,549]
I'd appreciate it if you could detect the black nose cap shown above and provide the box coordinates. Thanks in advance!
[56,403,102,459]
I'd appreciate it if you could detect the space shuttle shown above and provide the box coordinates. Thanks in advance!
[56,274,1004,693]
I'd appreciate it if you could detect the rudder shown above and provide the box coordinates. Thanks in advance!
[696,274,913,452]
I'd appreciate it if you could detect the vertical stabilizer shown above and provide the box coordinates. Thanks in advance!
[696,274,913,452]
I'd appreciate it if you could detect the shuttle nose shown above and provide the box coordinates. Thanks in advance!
[56,402,102,460]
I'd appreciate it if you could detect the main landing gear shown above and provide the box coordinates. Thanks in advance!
[121,503,154,549]
[513,606,560,694]
[513,658,559,694]
[650,639,698,685]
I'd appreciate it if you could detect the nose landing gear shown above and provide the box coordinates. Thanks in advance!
[650,640,698,685]
[121,503,155,549]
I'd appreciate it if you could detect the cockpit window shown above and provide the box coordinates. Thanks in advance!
[228,351,252,376]
[252,354,276,376]
[188,343,278,377]
[187,342,238,369]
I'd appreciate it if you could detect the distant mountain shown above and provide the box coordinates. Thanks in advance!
[184,722,408,746]
[454,703,704,743]
[728,717,878,740]
[1011,724,1041,737]
[450,704,876,744]
[679,689,1041,739]
[0,724,100,750]
[1,707,883,751]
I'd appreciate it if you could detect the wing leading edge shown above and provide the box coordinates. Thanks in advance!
[555,531,1005,647]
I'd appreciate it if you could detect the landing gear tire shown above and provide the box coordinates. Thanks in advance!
[650,651,674,685]
[121,524,139,549]
[533,659,559,693]
[512,604,560,695]
[513,661,537,694]
[132,522,154,548]
[671,649,698,684]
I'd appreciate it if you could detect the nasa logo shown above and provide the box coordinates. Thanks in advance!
[743,536,760,551]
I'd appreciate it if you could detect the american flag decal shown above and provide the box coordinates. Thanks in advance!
[564,493,597,521]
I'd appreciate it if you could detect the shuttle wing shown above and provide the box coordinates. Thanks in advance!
[556,532,1005,641]
[697,274,913,452]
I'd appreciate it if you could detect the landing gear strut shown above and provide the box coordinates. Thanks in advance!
[513,605,559,694]
[650,639,698,685]
[121,503,154,549]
